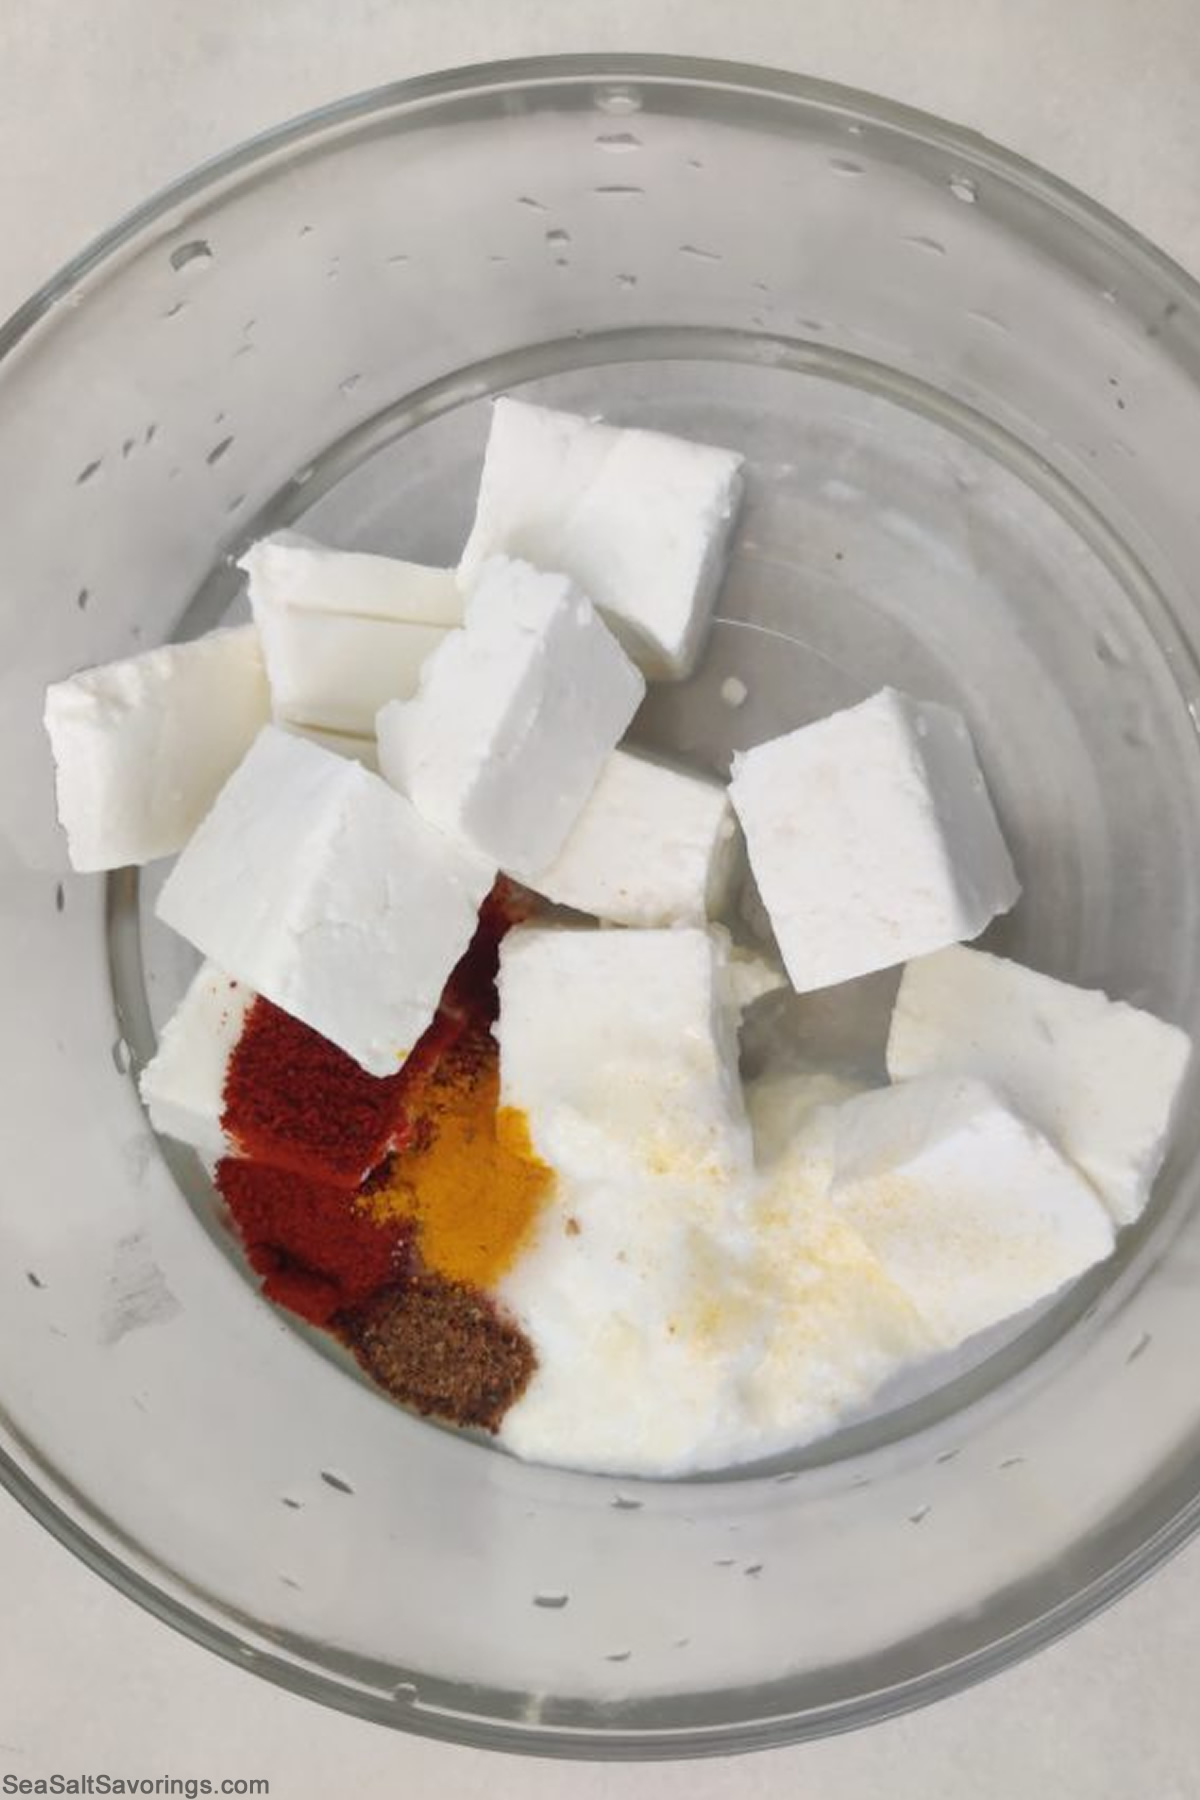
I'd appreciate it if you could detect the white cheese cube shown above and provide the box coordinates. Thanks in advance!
[255,609,448,735]
[496,924,753,1188]
[377,557,644,880]
[240,531,459,735]
[831,1075,1114,1346]
[43,625,269,871]
[239,531,461,624]
[156,726,495,1075]
[458,398,743,679]
[495,923,757,1475]
[887,945,1192,1225]
[138,960,254,1158]
[533,747,738,926]
[729,688,1019,993]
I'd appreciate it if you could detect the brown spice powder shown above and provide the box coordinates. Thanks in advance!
[341,1273,536,1432]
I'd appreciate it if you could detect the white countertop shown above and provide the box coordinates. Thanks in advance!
[3,1,1200,1793]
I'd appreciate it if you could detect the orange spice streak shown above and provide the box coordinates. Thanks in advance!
[355,1025,552,1289]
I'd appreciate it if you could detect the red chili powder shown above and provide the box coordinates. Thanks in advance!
[216,878,533,1332]
[216,1159,413,1328]
[222,1000,408,1183]
[220,876,529,1187]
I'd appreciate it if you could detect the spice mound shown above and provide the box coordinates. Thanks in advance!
[216,1157,412,1328]
[357,1027,551,1289]
[344,1275,536,1432]
[214,882,544,1429]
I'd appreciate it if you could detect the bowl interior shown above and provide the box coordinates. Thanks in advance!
[4,59,1200,1756]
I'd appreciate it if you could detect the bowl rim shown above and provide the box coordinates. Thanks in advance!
[7,52,1200,1759]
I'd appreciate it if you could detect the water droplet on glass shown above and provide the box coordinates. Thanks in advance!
[903,235,947,256]
[338,373,362,395]
[611,1493,642,1510]
[163,300,187,319]
[679,244,722,263]
[595,84,642,116]
[75,459,102,486]
[949,175,977,203]
[169,239,213,272]
[595,131,642,152]
[54,882,65,913]
[829,157,863,176]
[593,184,644,198]
[616,272,638,289]
[721,676,748,708]
[111,1037,131,1076]
[532,1591,569,1609]
[206,435,234,466]
[76,587,89,611]
[545,228,571,246]
[517,194,548,212]
[320,1469,354,1494]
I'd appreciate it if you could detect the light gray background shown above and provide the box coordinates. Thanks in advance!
[3,1,1200,1794]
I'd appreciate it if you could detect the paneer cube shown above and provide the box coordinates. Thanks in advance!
[458,399,743,679]
[156,726,495,1075]
[44,625,269,870]
[377,557,644,880]
[729,688,1019,993]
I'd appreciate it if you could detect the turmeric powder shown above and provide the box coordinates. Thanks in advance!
[356,1029,552,1288]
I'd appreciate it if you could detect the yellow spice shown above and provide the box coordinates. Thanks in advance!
[357,1046,552,1289]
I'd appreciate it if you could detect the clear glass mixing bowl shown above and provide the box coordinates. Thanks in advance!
[4,56,1200,1758]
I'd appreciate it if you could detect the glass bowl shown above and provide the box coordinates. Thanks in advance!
[5,55,1200,1759]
